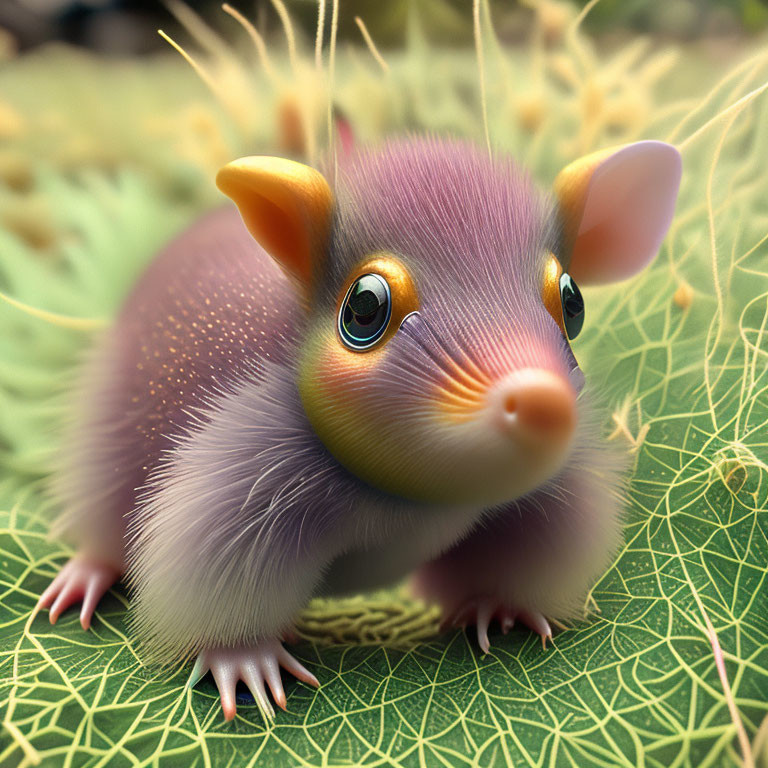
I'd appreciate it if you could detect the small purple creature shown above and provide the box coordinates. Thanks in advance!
[38,137,681,720]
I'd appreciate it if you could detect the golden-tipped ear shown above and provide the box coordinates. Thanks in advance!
[216,156,333,286]
[554,141,682,285]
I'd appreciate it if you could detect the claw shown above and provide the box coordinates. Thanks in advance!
[519,610,552,647]
[476,599,493,654]
[440,597,556,653]
[211,662,238,721]
[260,653,287,711]
[37,557,119,630]
[188,640,319,722]
[277,646,319,688]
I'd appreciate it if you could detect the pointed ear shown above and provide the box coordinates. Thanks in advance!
[216,156,333,285]
[554,141,682,285]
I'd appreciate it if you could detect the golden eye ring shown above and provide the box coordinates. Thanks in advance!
[336,255,419,352]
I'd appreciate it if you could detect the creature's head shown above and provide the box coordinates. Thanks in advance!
[217,137,680,506]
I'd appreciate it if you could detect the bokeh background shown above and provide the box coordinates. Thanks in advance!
[3,0,768,52]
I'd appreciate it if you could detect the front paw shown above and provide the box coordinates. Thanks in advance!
[188,640,320,722]
[442,597,553,653]
[36,556,121,630]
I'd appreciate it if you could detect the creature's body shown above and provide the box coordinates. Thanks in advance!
[39,138,681,720]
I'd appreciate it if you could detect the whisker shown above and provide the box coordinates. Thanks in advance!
[354,16,389,74]
[270,0,298,74]
[158,30,225,102]
[221,3,277,82]
[315,0,326,70]
[166,0,230,58]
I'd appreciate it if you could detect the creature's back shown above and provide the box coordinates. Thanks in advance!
[52,206,301,552]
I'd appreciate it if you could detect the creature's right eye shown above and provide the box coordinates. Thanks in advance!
[338,273,392,350]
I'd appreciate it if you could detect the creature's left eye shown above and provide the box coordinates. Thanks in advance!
[338,273,392,350]
[559,273,584,339]
[542,254,585,340]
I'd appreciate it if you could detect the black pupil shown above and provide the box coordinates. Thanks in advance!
[348,287,380,322]
[559,273,584,339]
[341,274,390,347]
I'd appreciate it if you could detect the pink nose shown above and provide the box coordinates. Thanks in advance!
[492,369,576,441]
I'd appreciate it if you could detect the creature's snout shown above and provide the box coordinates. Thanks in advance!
[489,369,576,443]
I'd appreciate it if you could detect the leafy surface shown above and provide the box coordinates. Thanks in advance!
[1,14,768,768]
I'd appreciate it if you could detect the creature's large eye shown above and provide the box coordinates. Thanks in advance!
[338,273,392,350]
[559,273,584,339]
[336,255,419,352]
[542,254,585,340]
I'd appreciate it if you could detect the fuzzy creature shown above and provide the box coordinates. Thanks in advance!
[38,137,681,720]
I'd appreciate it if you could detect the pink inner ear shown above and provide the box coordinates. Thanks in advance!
[570,141,682,285]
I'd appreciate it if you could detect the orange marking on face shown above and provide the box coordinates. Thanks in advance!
[437,370,486,399]
[433,383,487,421]
[434,383,484,408]
[441,356,492,393]
[542,254,566,335]
[435,375,486,405]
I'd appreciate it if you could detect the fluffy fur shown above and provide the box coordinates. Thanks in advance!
[51,137,627,664]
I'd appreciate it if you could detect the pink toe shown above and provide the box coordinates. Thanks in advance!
[241,662,274,721]
[277,648,319,688]
[79,575,112,630]
[261,657,287,711]
[211,665,238,721]
[49,584,82,624]
[519,611,552,643]
[36,580,60,610]
[476,600,493,654]
[38,559,119,628]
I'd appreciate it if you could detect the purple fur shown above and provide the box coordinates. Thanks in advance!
[321,138,573,394]
[54,206,304,559]
[126,361,437,661]
[52,137,625,665]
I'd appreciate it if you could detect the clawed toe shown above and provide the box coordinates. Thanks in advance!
[518,610,553,648]
[36,558,120,630]
[188,640,320,722]
[442,598,554,653]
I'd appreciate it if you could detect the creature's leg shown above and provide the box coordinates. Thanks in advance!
[40,336,132,627]
[413,449,625,653]
[36,558,121,630]
[130,452,336,719]
[127,371,370,721]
